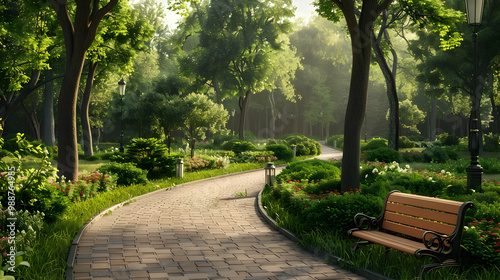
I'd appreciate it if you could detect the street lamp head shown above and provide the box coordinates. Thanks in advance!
[465,0,485,31]
[118,78,126,96]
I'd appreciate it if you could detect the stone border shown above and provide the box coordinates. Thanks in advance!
[65,168,265,280]
[256,188,393,280]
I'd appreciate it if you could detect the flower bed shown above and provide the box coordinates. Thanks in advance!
[262,160,500,277]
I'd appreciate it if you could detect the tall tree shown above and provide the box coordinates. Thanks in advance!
[50,0,119,180]
[183,93,228,157]
[194,0,298,140]
[80,1,153,157]
[316,0,392,191]
[0,1,55,136]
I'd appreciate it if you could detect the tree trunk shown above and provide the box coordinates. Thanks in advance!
[238,90,251,140]
[430,99,437,141]
[57,49,87,180]
[214,78,221,104]
[0,70,41,138]
[51,0,119,180]
[42,69,56,146]
[372,32,399,150]
[190,137,196,158]
[491,96,500,134]
[20,103,41,140]
[340,0,382,191]
[81,61,98,157]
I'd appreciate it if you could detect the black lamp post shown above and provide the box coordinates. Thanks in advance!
[464,0,485,190]
[118,78,126,153]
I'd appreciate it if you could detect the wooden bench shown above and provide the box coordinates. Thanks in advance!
[348,190,473,276]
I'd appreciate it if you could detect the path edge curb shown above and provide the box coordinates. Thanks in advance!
[256,188,393,280]
[65,167,266,280]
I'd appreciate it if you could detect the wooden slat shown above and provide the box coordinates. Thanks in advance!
[383,212,456,236]
[385,203,458,225]
[382,219,426,240]
[352,230,426,255]
[388,192,462,214]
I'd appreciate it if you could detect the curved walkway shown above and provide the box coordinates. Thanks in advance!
[71,144,360,280]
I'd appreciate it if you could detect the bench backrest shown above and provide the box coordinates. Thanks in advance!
[381,191,470,242]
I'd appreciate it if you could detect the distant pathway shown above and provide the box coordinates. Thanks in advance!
[70,144,359,280]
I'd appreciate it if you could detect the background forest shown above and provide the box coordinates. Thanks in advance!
[2,0,499,152]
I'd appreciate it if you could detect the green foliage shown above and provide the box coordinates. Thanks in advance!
[398,99,425,135]
[222,140,256,155]
[480,158,500,174]
[462,218,500,267]
[125,138,176,177]
[365,147,402,163]
[285,134,320,156]
[0,208,44,256]
[52,172,115,202]
[276,159,341,183]
[232,151,276,164]
[265,144,293,161]
[326,135,344,149]
[442,134,460,146]
[211,132,237,147]
[400,151,424,162]
[399,136,415,149]
[98,162,148,186]
[484,133,500,152]
[422,146,458,163]
[362,138,388,151]
[0,134,67,223]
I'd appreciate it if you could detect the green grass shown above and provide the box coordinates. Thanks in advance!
[15,161,266,280]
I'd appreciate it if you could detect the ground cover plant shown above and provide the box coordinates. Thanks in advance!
[262,158,500,279]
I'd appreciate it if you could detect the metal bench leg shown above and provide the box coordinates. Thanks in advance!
[352,241,371,251]
[419,261,460,278]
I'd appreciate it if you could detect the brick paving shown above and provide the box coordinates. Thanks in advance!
[71,145,365,280]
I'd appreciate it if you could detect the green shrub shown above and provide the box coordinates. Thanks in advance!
[276,159,341,183]
[232,150,275,163]
[362,138,387,151]
[231,141,257,154]
[442,134,460,146]
[83,154,102,161]
[484,133,500,152]
[98,162,148,186]
[400,151,424,162]
[0,208,44,255]
[399,136,415,148]
[266,144,293,160]
[302,193,383,233]
[461,218,500,267]
[365,147,402,163]
[211,132,237,147]
[480,158,500,174]
[285,134,320,156]
[183,157,213,171]
[422,146,458,163]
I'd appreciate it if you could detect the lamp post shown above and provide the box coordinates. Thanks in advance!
[118,78,126,153]
[265,162,276,186]
[464,0,485,190]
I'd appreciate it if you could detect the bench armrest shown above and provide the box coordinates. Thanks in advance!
[353,213,380,230]
[422,230,452,254]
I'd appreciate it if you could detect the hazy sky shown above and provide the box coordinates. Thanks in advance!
[133,0,318,31]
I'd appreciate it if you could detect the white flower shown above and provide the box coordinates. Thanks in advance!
[405,165,410,169]
[372,168,379,174]
[441,170,446,174]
